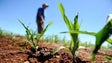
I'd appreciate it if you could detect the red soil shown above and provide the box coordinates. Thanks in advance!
[0,35,112,63]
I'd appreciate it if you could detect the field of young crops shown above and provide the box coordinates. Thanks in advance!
[0,29,112,63]
[0,2,112,63]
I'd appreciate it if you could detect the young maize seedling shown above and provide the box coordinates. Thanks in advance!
[58,2,112,63]
[92,19,112,63]
[19,20,53,52]
[104,56,112,63]
[0,28,3,36]
[107,38,112,44]
[18,20,38,52]
[63,19,112,63]
[54,35,59,43]
[58,2,80,59]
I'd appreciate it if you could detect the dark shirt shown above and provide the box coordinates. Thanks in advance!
[36,8,45,21]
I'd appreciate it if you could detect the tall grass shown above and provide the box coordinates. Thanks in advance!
[107,38,112,44]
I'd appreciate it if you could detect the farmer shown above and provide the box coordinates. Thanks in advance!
[36,3,48,34]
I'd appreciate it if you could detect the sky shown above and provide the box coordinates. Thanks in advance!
[0,0,112,45]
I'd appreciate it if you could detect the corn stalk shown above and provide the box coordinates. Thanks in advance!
[18,19,53,52]
[58,2,80,59]
[18,20,38,52]
[104,56,112,63]
[65,20,112,63]
[91,19,112,63]
[58,2,112,63]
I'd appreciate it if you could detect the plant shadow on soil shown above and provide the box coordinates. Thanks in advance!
[28,46,87,63]
[18,41,90,63]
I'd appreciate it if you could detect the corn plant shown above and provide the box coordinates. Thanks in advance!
[0,28,8,37]
[91,19,112,62]
[107,38,112,44]
[0,28,3,36]
[18,19,53,52]
[65,19,112,63]
[58,2,80,59]
[62,35,66,43]
[104,56,112,63]
[10,32,15,40]
[53,35,59,43]
[58,2,112,63]
[76,19,112,62]
[19,20,38,52]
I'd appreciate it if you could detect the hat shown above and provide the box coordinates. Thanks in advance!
[43,3,49,7]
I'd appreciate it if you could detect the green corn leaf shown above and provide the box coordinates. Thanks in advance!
[74,13,80,30]
[52,46,66,55]
[0,28,3,36]
[107,38,112,44]
[61,30,96,36]
[58,2,112,62]
[18,19,28,30]
[38,22,53,39]
[70,14,80,58]
[18,19,31,40]
[92,19,112,62]
[105,56,112,60]
[18,20,32,40]
[58,2,80,59]
[18,19,38,52]
[58,2,75,49]
[58,2,73,30]
[104,56,112,62]
[58,2,65,15]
